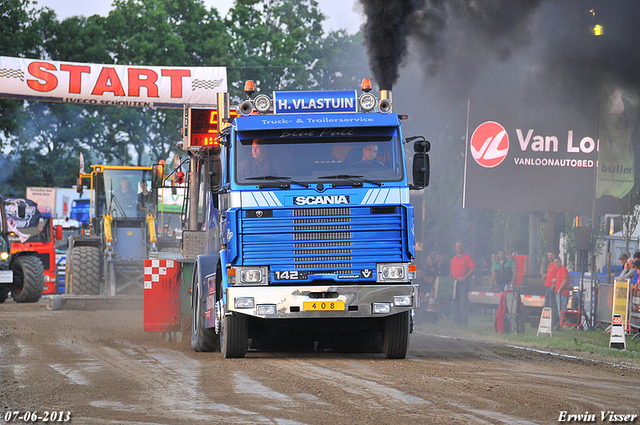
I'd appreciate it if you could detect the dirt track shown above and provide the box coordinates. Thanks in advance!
[1,298,638,425]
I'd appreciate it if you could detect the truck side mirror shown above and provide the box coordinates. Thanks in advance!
[152,163,164,191]
[411,137,430,189]
[55,224,63,241]
[412,153,430,189]
[208,158,222,192]
[413,139,431,153]
[18,203,26,219]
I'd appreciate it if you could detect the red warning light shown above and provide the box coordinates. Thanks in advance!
[176,171,184,185]
[189,108,238,149]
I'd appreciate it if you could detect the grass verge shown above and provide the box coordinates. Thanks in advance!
[415,311,640,367]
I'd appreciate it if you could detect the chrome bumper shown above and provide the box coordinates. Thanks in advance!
[227,284,419,319]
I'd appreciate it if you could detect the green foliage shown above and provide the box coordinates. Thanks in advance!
[0,0,364,192]
[107,0,231,67]
[227,0,327,99]
[0,0,43,134]
[618,184,640,256]
[315,31,370,90]
[492,210,529,255]
[38,13,113,63]
[0,0,42,58]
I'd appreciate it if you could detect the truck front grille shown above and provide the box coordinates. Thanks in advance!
[241,206,405,277]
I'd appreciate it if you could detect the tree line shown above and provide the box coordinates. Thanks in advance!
[0,0,368,195]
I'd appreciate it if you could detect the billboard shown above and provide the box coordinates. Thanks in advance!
[463,82,636,214]
[0,56,227,108]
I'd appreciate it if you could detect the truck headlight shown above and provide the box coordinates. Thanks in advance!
[234,266,269,285]
[254,94,272,113]
[359,93,376,112]
[393,295,412,307]
[377,263,408,282]
[234,297,255,309]
[0,252,8,261]
[257,304,276,315]
[372,302,391,314]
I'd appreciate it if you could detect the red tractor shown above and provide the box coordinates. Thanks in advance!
[0,196,46,303]
[6,198,63,295]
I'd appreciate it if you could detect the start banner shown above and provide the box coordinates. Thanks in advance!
[0,56,226,108]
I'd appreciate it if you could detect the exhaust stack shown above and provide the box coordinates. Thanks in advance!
[379,89,392,113]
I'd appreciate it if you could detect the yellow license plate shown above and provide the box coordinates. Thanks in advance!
[303,301,345,311]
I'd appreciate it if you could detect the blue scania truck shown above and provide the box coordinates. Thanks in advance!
[178,80,429,358]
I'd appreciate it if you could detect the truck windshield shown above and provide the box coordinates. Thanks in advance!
[234,129,404,185]
[103,169,154,218]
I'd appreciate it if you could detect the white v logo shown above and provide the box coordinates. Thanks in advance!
[471,130,507,160]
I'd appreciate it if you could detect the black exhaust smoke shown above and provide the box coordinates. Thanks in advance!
[359,0,418,90]
[359,0,543,90]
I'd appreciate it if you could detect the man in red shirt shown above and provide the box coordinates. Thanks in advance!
[544,251,559,328]
[554,258,570,325]
[450,242,475,326]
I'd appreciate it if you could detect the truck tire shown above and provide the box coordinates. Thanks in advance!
[191,283,218,352]
[382,311,410,359]
[220,312,248,358]
[11,256,44,303]
[70,246,101,295]
[0,286,9,303]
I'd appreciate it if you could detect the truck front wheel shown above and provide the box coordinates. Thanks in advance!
[0,285,9,303]
[220,312,248,358]
[382,311,411,359]
[11,256,44,303]
[191,282,218,352]
[70,246,101,295]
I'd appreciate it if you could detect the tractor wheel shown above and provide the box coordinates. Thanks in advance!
[0,285,9,303]
[191,281,218,352]
[70,246,101,295]
[11,256,44,303]
[382,311,410,359]
[220,312,248,358]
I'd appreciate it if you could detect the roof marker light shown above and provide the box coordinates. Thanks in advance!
[244,80,256,98]
[361,78,372,93]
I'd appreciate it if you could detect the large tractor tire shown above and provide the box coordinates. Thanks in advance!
[11,256,44,303]
[191,282,218,352]
[0,285,9,303]
[70,246,101,295]
[220,312,248,358]
[382,311,411,359]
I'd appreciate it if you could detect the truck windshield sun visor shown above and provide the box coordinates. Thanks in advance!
[235,128,404,186]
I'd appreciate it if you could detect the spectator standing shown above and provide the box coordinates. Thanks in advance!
[450,242,475,326]
[631,260,640,291]
[618,253,635,281]
[435,252,449,276]
[554,258,570,326]
[544,251,559,328]
[492,249,516,291]
[423,254,437,296]
[632,252,640,285]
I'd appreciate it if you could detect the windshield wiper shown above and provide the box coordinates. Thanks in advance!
[317,174,382,187]
[245,175,309,188]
